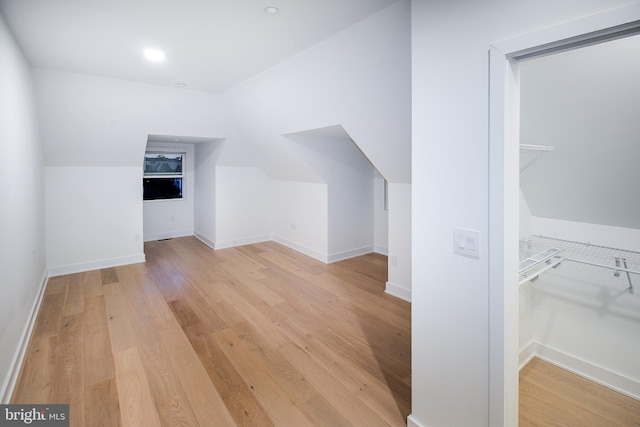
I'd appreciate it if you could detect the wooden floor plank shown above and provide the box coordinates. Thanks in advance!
[519,358,640,426]
[279,342,390,427]
[211,327,315,427]
[113,346,162,427]
[160,326,236,426]
[137,338,201,427]
[103,283,138,353]
[11,335,57,404]
[63,274,84,316]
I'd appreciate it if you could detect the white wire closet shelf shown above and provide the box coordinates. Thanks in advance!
[519,235,640,294]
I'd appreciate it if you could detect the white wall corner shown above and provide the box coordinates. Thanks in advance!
[272,235,329,263]
[407,414,426,427]
[194,232,216,250]
[48,253,146,277]
[374,245,389,256]
[385,281,411,302]
[519,340,536,370]
[1,269,48,403]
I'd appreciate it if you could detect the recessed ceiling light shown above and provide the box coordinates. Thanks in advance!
[144,48,165,62]
[177,83,186,87]
[264,6,279,15]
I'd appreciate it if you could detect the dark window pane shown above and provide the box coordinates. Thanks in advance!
[143,178,183,200]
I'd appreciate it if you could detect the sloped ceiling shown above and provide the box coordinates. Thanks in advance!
[0,0,400,93]
[520,34,640,230]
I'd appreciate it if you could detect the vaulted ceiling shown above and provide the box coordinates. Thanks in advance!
[0,0,400,93]
[520,33,640,229]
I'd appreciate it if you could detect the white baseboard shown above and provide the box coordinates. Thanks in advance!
[407,414,426,427]
[327,246,374,263]
[519,340,536,370]
[193,233,216,250]
[1,269,48,403]
[143,229,193,242]
[374,245,388,256]
[195,235,377,267]
[215,234,272,250]
[272,236,329,263]
[521,341,640,400]
[48,253,146,277]
[385,281,412,302]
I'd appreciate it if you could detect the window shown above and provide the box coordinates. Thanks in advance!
[143,152,184,200]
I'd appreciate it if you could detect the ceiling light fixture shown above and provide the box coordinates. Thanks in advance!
[264,6,279,15]
[144,48,166,62]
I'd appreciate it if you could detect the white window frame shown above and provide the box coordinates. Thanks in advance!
[143,151,186,201]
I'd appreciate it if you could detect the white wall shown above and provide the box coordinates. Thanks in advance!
[373,172,389,255]
[410,1,638,426]
[285,134,376,262]
[272,181,329,261]
[224,0,411,184]
[194,140,223,248]
[143,143,195,242]
[34,69,230,272]
[0,12,47,402]
[45,167,145,275]
[31,2,411,287]
[386,183,411,302]
[524,217,640,398]
[328,176,374,261]
[214,167,272,249]
[520,35,640,230]
[223,1,411,285]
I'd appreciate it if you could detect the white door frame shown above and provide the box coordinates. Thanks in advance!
[487,4,640,425]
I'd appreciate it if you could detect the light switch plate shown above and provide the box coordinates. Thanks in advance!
[453,227,480,259]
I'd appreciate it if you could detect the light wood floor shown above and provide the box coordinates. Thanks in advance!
[14,236,640,426]
[520,357,640,426]
[12,237,411,426]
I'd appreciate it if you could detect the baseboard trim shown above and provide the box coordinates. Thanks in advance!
[48,253,146,277]
[519,340,536,370]
[1,269,48,403]
[407,414,426,427]
[214,235,272,250]
[521,341,640,400]
[385,281,411,302]
[193,233,216,250]
[327,246,374,263]
[272,236,328,263]
[143,229,193,242]
[374,245,389,256]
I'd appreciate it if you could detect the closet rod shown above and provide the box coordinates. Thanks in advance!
[519,255,639,293]
[562,256,640,276]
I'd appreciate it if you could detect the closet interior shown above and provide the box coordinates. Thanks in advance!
[517,33,640,403]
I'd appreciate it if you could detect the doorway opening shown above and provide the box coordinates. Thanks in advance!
[488,7,640,425]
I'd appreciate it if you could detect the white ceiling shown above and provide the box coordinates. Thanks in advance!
[0,0,400,93]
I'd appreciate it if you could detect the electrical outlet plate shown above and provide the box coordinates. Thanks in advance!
[453,228,480,259]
